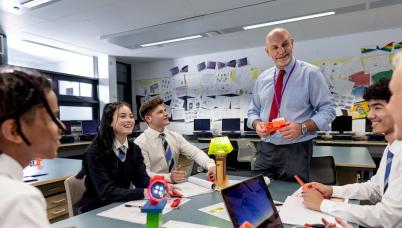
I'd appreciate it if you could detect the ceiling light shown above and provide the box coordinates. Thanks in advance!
[243,11,335,30]
[140,35,203,47]
[21,0,52,8]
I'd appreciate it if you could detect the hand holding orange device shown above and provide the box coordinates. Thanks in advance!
[265,118,289,133]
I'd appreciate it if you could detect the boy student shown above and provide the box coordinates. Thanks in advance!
[135,98,216,183]
[0,66,65,227]
[302,78,402,227]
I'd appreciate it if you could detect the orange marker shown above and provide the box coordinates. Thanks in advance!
[294,175,305,187]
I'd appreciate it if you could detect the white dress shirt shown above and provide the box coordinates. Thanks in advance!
[0,153,50,228]
[134,127,215,182]
[320,140,402,227]
[112,137,129,161]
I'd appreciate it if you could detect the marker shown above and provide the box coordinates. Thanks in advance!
[294,175,305,187]
[124,204,142,208]
[304,223,325,228]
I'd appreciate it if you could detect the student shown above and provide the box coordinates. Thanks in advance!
[78,102,150,213]
[0,66,64,228]
[135,98,216,183]
[302,78,402,227]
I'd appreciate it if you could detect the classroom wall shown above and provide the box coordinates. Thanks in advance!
[132,26,402,134]
[99,55,118,117]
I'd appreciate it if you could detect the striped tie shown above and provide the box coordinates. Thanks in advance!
[160,133,174,172]
[384,149,393,193]
[118,146,126,162]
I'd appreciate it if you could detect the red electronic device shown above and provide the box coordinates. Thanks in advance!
[147,175,169,205]
[265,118,288,133]
[170,198,181,208]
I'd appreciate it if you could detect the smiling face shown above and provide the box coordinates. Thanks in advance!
[367,99,394,136]
[265,28,294,69]
[111,105,135,137]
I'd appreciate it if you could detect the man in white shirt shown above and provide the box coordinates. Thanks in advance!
[0,67,65,228]
[302,77,402,228]
[135,98,216,183]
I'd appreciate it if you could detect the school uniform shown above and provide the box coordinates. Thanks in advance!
[79,138,150,213]
[0,153,50,228]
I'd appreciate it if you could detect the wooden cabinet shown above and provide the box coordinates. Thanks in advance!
[37,180,69,223]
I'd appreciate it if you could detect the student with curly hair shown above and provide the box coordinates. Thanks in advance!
[0,66,65,228]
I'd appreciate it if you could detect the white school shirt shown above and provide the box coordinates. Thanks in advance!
[134,127,215,183]
[0,153,50,228]
[320,140,402,227]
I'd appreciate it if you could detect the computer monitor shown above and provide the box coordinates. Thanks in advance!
[365,117,373,133]
[243,118,254,132]
[193,119,210,131]
[222,118,241,132]
[61,121,71,135]
[221,175,282,228]
[81,120,99,134]
[331,116,352,133]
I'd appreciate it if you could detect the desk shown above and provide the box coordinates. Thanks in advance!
[29,158,82,223]
[51,176,295,228]
[58,141,92,158]
[314,140,387,147]
[313,146,376,184]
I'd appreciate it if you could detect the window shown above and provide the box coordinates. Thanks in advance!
[60,106,93,121]
[58,80,93,97]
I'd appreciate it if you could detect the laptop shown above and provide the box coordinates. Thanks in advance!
[221,175,283,228]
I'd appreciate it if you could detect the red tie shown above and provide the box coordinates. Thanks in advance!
[268,70,285,122]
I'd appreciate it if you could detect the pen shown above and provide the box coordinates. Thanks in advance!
[294,175,305,187]
[124,204,142,208]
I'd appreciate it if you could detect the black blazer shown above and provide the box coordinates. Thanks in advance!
[79,139,150,213]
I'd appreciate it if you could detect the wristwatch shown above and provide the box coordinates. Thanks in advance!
[301,123,308,135]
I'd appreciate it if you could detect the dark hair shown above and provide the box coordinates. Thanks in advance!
[94,101,132,150]
[139,98,164,121]
[363,78,391,102]
[0,65,64,145]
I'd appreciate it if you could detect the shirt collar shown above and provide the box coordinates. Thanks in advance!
[275,57,296,75]
[389,140,402,157]
[146,127,168,139]
[113,137,129,151]
[0,153,24,181]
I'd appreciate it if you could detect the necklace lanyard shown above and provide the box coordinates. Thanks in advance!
[273,60,297,116]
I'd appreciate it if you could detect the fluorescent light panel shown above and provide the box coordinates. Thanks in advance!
[140,35,203,47]
[243,11,335,30]
[21,0,52,8]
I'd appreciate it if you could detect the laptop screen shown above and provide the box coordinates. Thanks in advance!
[194,119,211,131]
[221,175,279,228]
[222,118,240,131]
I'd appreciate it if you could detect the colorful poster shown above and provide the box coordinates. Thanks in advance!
[349,101,369,119]
[372,70,393,84]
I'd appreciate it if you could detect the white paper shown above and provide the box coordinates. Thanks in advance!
[172,108,186,120]
[229,96,241,109]
[175,86,187,97]
[187,97,201,110]
[198,202,231,222]
[332,79,354,96]
[342,57,363,76]
[201,96,216,110]
[172,74,186,88]
[161,90,173,102]
[149,82,161,95]
[215,96,231,109]
[362,54,392,74]
[279,196,338,226]
[171,98,185,109]
[162,220,217,228]
[97,199,190,224]
[161,78,172,90]
[136,86,148,96]
[200,74,217,96]
[333,94,355,110]
[185,109,199,122]
[174,176,215,197]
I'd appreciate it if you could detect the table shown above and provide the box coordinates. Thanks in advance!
[58,141,92,158]
[27,158,82,223]
[51,174,358,228]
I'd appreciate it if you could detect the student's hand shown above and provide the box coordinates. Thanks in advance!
[206,166,216,181]
[170,165,186,183]
[278,121,301,141]
[305,182,333,199]
[322,217,352,228]
[255,121,269,138]
[167,184,182,196]
[302,188,325,211]
[143,189,149,199]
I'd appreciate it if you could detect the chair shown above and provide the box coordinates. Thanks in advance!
[309,156,337,185]
[64,175,86,217]
[237,139,258,170]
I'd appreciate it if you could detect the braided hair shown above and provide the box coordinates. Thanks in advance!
[0,65,64,145]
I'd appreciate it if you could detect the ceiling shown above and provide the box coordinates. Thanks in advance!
[1,0,402,63]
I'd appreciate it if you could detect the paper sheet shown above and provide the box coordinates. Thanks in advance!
[362,54,392,74]
[332,79,354,96]
[279,196,338,226]
[198,202,231,221]
[172,108,186,120]
[162,220,217,228]
[174,176,215,197]
[97,199,190,224]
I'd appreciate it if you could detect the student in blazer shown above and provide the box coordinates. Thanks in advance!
[78,101,150,213]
